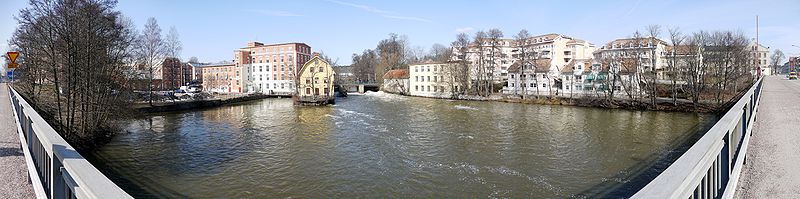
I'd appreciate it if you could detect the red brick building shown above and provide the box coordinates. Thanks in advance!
[160,57,193,90]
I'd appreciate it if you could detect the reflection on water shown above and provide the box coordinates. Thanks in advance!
[86,92,716,198]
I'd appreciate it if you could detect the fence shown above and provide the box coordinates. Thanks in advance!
[632,77,763,199]
[8,86,132,199]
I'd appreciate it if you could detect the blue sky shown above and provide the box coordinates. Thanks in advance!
[2,0,800,69]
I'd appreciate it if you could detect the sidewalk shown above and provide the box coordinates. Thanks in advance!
[0,83,35,198]
[736,76,800,198]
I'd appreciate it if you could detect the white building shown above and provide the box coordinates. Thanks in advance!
[503,34,595,95]
[749,41,771,75]
[234,42,312,95]
[409,61,465,98]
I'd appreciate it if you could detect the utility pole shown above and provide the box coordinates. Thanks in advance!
[756,15,760,78]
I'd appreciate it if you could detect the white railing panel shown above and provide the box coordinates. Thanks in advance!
[8,86,132,199]
[633,77,763,199]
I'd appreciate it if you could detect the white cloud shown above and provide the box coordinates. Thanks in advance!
[455,27,474,33]
[246,9,303,17]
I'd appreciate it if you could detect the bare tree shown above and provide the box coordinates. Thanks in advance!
[428,43,451,62]
[136,17,166,105]
[486,28,504,94]
[164,26,182,90]
[376,33,408,82]
[666,26,685,105]
[514,29,531,98]
[11,0,138,150]
[770,49,785,75]
[450,33,471,97]
[645,25,661,108]
[684,31,710,108]
[472,31,488,96]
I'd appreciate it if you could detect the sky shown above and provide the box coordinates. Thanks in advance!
[2,0,800,72]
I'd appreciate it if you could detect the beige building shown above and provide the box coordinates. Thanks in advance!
[409,61,465,98]
[200,63,235,93]
[296,53,335,104]
[749,41,771,75]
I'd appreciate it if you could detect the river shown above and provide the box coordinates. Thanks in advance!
[85,92,717,198]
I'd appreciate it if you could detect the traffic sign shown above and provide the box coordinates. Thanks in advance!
[7,71,13,81]
[7,52,19,63]
[8,63,18,69]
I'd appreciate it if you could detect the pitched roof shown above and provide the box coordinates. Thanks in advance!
[601,37,669,49]
[507,59,552,73]
[383,69,409,79]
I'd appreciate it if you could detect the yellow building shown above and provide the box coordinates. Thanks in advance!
[295,53,335,105]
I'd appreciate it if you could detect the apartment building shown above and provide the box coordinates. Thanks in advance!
[502,34,595,95]
[749,41,771,75]
[160,57,193,90]
[234,42,313,94]
[187,62,204,83]
[200,63,235,93]
[409,61,465,98]
[457,38,515,83]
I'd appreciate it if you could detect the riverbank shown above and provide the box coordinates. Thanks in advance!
[387,91,720,113]
[135,93,279,113]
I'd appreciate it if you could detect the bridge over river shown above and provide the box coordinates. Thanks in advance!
[1,76,797,198]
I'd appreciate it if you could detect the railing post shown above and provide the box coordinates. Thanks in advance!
[52,148,65,199]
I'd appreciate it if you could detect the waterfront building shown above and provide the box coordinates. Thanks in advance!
[187,62,205,84]
[504,59,553,95]
[558,59,594,95]
[160,57,193,90]
[409,61,465,98]
[455,38,515,84]
[234,41,313,94]
[502,34,595,96]
[200,63,235,93]
[749,41,771,75]
[382,69,409,95]
[296,53,335,104]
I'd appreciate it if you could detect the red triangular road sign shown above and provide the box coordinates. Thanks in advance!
[7,52,19,63]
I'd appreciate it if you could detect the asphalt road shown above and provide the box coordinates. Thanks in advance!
[736,76,800,198]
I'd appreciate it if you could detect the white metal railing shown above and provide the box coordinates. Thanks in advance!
[7,85,132,199]
[632,77,763,199]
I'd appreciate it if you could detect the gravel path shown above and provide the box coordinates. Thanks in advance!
[736,76,800,198]
[0,83,36,198]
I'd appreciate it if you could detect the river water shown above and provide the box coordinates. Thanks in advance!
[85,92,716,198]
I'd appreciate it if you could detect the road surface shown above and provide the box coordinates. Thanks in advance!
[0,83,35,198]
[736,76,800,198]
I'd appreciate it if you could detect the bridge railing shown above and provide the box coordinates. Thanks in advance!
[8,86,132,199]
[632,77,763,199]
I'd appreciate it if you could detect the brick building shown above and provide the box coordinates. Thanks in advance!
[234,42,312,94]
